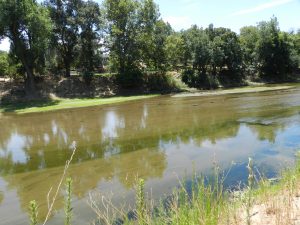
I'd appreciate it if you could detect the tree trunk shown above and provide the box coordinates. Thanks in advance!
[24,65,36,97]
[65,62,71,77]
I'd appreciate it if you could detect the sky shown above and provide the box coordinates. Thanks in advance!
[159,0,300,31]
[1,0,300,51]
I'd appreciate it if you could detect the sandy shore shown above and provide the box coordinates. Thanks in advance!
[172,85,296,98]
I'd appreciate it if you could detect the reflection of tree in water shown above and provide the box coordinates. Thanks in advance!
[1,97,299,175]
[1,94,300,221]
[0,99,241,174]
[5,147,166,221]
[248,123,284,143]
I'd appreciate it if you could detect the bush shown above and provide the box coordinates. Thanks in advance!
[81,71,94,86]
[182,70,219,89]
[0,51,9,77]
[116,69,143,88]
[144,72,178,92]
[182,69,196,86]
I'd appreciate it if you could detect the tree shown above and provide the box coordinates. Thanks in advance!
[219,29,243,79]
[148,20,172,71]
[257,17,296,80]
[138,0,164,70]
[77,0,102,83]
[290,31,300,67]
[239,26,259,68]
[193,30,210,74]
[46,0,83,77]
[0,0,51,94]
[165,33,185,70]
[104,0,142,77]
[209,36,224,75]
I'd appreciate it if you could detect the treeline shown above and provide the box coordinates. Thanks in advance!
[181,19,300,88]
[0,0,300,95]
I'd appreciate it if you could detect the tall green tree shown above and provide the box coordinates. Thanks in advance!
[257,17,296,80]
[105,0,167,85]
[165,33,185,70]
[104,0,141,77]
[78,0,102,74]
[0,0,51,94]
[193,30,210,74]
[138,0,163,70]
[150,20,172,71]
[220,29,243,78]
[209,36,224,75]
[239,26,259,73]
[46,0,83,77]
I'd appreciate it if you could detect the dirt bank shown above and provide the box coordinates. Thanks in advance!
[172,85,296,98]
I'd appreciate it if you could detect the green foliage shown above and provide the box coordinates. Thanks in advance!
[165,33,185,70]
[144,72,179,92]
[182,69,219,89]
[246,158,254,225]
[180,25,242,88]
[104,0,168,87]
[256,17,297,80]
[240,26,260,77]
[116,68,143,88]
[46,0,83,77]
[136,179,146,225]
[0,0,51,92]
[65,177,73,225]
[0,51,8,76]
[104,0,142,76]
[78,1,102,75]
[0,0,299,94]
[29,200,38,225]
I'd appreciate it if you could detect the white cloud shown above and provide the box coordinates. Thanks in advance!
[0,38,10,52]
[163,16,193,31]
[231,0,295,16]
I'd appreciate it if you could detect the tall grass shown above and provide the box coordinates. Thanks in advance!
[65,178,73,225]
[27,142,76,225]
[29,200,38,225]
[136,179,147,225]
[28,153,300,225]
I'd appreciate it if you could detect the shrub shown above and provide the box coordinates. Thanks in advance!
[144,72,179,92]
[116,69,143,88]
[81,71,94,86]
[182,69,219,89]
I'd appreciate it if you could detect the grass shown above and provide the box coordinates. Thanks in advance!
[27,154,300,225]
[88,156,300,225]
[0,94,159,114]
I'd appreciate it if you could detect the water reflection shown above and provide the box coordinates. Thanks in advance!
[1,87,300,223]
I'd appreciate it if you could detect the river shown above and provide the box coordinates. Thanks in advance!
[1,84,300,224]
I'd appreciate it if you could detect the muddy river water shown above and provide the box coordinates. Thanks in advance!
[1,85,300,224]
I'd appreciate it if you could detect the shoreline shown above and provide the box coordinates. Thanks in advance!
[0,94,160,114]
[173,84,296,98]
[1,81,299,114]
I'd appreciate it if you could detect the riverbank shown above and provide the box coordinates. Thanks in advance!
[86,157,300,225]
[0,94,159,114]
[1,74,299,114]
[173,84,296,98]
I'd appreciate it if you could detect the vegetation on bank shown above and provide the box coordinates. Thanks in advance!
[1,83,295,114]
[0,0,299,98]
[28,156,300,225]
[0,94,159,114]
